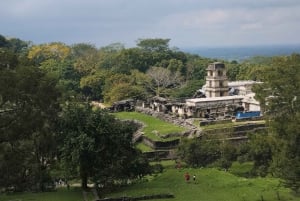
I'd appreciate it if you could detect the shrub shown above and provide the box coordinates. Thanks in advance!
[177,138,220,167]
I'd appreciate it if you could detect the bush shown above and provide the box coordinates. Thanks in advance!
[151,164,164,174]
[248,134,274,177]
[177,138,220,167]
[212,158,233,170]
[229,161,254,177]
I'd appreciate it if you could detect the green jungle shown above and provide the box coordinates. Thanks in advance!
[1,35,300,200]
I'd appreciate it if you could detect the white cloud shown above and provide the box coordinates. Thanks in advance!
[1,0,300,47]
[1,0,52,17]
[149,4,300,46]
[240,23,262,31]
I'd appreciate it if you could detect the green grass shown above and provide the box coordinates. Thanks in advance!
[136,142,154,152]
[106,165,300,201]
[0,187,85,201]
[200,120,265,131]
[114,112,186,141]
[2,162,299,201]
[229,161,254,177]
[150,160,177,168]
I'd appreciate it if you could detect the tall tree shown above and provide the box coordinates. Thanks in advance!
[253,54,300,192]
[28,42,71,65]
[79,70,107,100]
[249,133,275,176]
[71,43,100,75]
[102,71,147,104]
[146,66,182,97]
[177,138,220,167]
[58,103,149,189]
[0,34,9,48]
[0,56,60,191]
[137,38,170,52]
[0,49,18,69]
[7,37,31,54]
[40,59,81,101]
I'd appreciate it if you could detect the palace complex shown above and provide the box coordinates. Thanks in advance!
[145,62,261,119]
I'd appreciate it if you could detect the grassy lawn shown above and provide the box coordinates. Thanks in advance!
[0,187,86,201]
[136,142,154,152]
[2,161,299,201]
[114,112,186,141]
[106,161,300,201]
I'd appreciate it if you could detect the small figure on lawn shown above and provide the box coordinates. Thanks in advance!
[193,175,196,183]
[184,172,190,183]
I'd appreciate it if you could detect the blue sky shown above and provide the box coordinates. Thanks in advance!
[1,0,300,48]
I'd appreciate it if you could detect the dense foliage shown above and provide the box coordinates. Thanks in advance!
[252,54,300,192]
[1,33,300,193]
[58,103,150,189]
[177,136,240,170]
[0,41,61,191]
[23,37,215,103]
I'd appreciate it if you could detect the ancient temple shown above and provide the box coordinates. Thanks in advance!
[205,62,228,98]
[143,62,261,119]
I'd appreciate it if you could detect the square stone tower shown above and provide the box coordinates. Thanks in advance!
[205,62,229,97]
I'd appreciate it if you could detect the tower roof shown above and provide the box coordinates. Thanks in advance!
[206,62,225,70]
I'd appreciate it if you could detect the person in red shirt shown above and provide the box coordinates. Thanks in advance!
[184,172,190,182]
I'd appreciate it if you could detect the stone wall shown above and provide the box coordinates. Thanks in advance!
[199,119,232,126]
[203,123,266,137]
[142,150,173,160]
[142,136,180,150]
[96,193,174,201]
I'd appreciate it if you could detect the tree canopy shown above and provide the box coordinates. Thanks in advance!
[0,54,61,191]
[253,54,300,191]
[58,103,150,189]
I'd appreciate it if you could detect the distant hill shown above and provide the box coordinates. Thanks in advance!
[182,44,300,61]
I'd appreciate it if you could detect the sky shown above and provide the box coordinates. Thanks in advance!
[1,0,300,48]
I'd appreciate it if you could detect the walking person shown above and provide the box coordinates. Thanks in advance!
[193,174,196,183]
[184,172,190,183]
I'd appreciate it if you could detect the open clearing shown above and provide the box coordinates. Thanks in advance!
[1,161,300,201]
